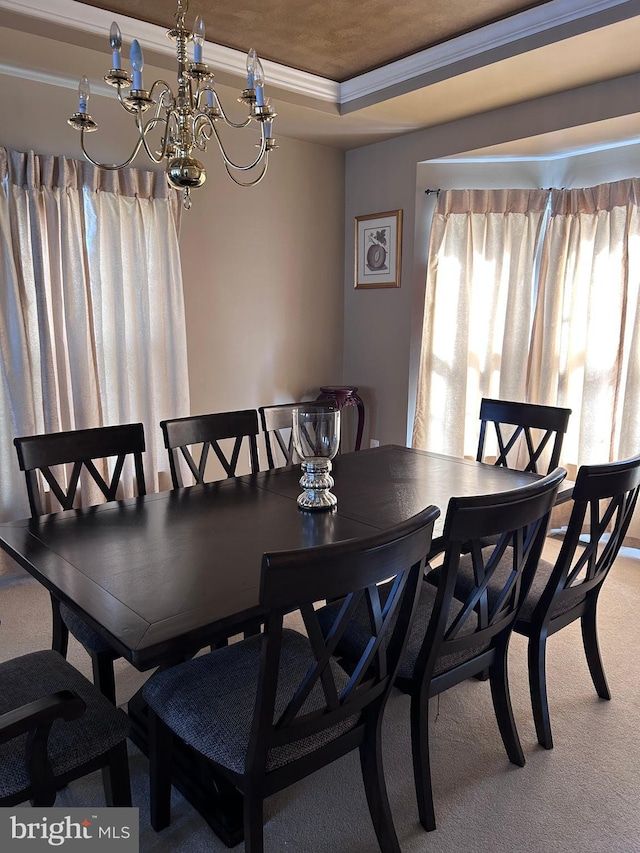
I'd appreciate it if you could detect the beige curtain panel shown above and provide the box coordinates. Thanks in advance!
[528,179,640,469]
[0,148,190,521]
[412,188,549,459]
[413,179,640,480]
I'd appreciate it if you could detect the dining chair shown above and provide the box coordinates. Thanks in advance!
[511,453,640,749]
[160,409,260,487]
[162,409,263,644]
[0,645,131,807]
[14,423,147,704]
[142,504,440,853]
[320,467,566,831]
[258,403,300,469]
[477,398,572,474]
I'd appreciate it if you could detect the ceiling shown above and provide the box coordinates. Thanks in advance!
[2,0,640,155]
[77,0,553,81]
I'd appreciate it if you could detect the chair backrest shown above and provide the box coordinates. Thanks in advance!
[258,403,300,469]
[14,424,146,518]
[530,453,640,628]
[246,504,440,776]
[476,398,572,474]
[416,467,566,688]
[160,410,260,488]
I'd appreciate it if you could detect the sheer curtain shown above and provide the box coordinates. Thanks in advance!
[0,148,190,521]
[412,189,549,457]
[527,179,640,470]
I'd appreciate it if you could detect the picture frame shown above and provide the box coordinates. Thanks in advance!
[354,209,402,289]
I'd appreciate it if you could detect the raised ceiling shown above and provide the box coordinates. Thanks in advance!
[2,0,640,156]
[76,0,553,81]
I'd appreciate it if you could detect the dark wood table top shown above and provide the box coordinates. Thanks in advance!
[0,445,571,670]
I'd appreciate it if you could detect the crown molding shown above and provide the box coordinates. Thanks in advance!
[0,60,114,97]
[0,0,340,103]
[1,0,636,110]
[428,134,640,163]
[340,0,638,104]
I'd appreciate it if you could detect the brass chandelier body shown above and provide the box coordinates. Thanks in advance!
[68,0,277,208]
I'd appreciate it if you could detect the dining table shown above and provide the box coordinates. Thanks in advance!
[0,444,573,844]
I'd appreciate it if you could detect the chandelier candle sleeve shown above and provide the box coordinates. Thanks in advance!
[110,22,122,69]
[67,0,277,209]
[246,48,256,88]
[254,57,265,106]
[78,76,90,114]
[130,40,144,90]
[193,15,204,63]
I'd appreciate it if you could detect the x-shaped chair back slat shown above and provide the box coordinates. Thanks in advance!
[176,436,246,482]
[259,404,299,469]
[245,505,440,772]
[491,423,553,473]
[533,455,640,623]
[477,398,572,474]
[259,402,335,469]
[413,468,566,680]
[38,456,127,510]
[444,521,543,647]
[14,424,146,517]
[161,410,260,488]
[276,575,407,728]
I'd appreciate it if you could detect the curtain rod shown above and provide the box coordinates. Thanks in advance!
[425,187,566,193]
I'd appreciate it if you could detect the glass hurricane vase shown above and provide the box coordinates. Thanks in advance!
[292,405,340,510]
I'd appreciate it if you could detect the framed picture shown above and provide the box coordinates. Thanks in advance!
[354,210,402,289]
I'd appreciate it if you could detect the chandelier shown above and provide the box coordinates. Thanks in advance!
[67,0,277,208]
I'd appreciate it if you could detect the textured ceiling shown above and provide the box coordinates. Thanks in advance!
[77,0,553,80]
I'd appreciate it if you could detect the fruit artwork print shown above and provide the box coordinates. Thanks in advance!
[365,227,389,272]
[355,210,402,288]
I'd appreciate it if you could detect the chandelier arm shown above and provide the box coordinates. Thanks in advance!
[149,80,174,100]
[193,115,212,151]
[207,90,253,129]
[136,113,171,164]
[224,156,269,187]
[79,129,146,170]
[115,87,143,115]
[209,121,268,172]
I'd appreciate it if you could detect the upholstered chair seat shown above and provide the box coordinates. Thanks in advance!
[0,649,130,805]
[143,630,358,775]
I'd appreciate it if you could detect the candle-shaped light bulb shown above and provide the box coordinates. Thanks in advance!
[206,89,214,108]
[130,39,144,90]
[109,21,122,69]
[246,47,257,89]
[193,15,205,63]
[254,56,265,106]
[264,119,272,139]
[78,75,90,114]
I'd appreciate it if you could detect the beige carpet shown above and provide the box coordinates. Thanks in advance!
[1,538,639,852]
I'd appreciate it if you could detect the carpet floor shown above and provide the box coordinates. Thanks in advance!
[1,538,639,852]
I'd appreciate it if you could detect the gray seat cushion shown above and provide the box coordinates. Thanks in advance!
[0,650,130,800]
[60,603,115,654]
[142,629,358,776]
[515,556,587,624]
[316,580,483,682]
[427,551,587,627]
